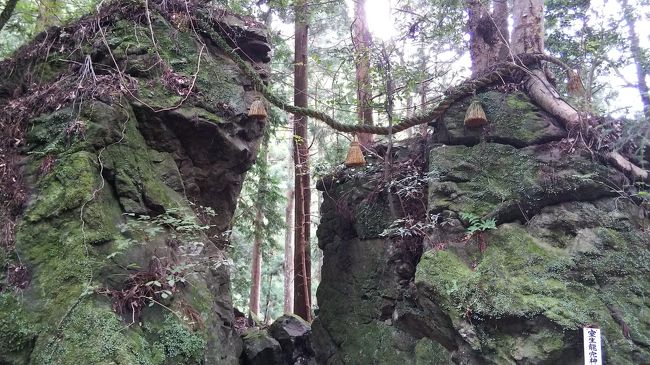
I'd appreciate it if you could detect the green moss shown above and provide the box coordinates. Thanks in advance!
[428,142,617,218]
[440,91,565,146]
[32,300,160,365]
[242,328,268,341]
[477,326,569,364]
[414,338,452,365]
[355,196,393,239]
[336,322,416,364]
[2,6,258,365]
[136,79,184,108]
[99,112,183,214]
[171,106,224,124]
[106,16,243,113]
[416,249,477,317]
[0,293,37,362]
[32,59,69,85]
[25,151,100,222]
[26,110,78,155]
[417,225,599,326]
[18,218,93,322]
[80,101,134,147]
[149,314,206,364]
[482,91,546,142]
[416,218,650,363]
[0,246,7,268]
[428,144,539,216]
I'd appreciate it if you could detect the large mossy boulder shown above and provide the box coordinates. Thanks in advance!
[269,314,315,365]
[428,142,623,221]
[414,198,650,364]
[313,142,437,365]
[241,329,287,365]
[240,315,315,365]
[0,2,270,364]
[312,91,650,364]
[435,91,566,147]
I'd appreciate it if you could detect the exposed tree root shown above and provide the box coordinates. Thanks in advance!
[525,69,648,181]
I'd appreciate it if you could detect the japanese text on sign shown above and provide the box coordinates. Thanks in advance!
[583,327,602,365]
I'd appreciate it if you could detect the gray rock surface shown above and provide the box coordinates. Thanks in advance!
[0,3,271,364]
[269,314,315,365]
[242,329,288,365]
[312,91,650,364]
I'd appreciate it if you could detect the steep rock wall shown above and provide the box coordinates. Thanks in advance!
[0,2,270,364]
[313,91,650,364]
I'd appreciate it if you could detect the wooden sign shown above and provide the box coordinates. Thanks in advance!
[583,327,602,365]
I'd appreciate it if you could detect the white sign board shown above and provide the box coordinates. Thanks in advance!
[583,327,603,365]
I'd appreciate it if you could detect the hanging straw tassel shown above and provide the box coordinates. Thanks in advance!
[464,99,487,128]
[345,136,366,167]
[248,99,267,119]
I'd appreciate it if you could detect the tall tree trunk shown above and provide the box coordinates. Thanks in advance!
[352,0,374,147]
[619,0,650,121]
[492,0,510,61]
[293,0,312,322]
[511,0,648,181]
[467,0,510,75]
[406,94,414,138]
[419,83,428,135]
[263,272,275,323]
[248,207,263,317]
[511,0,544,55]
[0,0,19,34]
[284,115,295,315]
[417,49,429,135]
[284,185,294,314]
[248,144,269,317]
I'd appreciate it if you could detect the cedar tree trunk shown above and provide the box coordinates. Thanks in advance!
[511,0,544,55]
[352,0,374,147]
[284,186,295,314]
[467,0,510,75]
[248,206,263,316]
[293,0,312,322]
[620,0,650,121]
[0,0,18,33]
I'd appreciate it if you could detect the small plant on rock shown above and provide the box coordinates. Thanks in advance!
[459,212,496,253]
[97,256,192,324]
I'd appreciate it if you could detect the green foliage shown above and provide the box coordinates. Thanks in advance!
[0,293,36,357]
[153,314,206,363]
[459,212,496,235]
[545,0,649,115]
[33,300,162,365]
[230,134,287,318]
[0,0,98,59]
[380,218,434,239]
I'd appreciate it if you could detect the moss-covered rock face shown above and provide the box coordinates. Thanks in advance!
[313,93,649,364]
[0,3,270,365]
[436,91,566,147]
[428,142,623,221]
[312,143,440,365]
[415,199,650,364]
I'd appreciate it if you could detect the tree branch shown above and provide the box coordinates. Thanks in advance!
[198,15,559,135]
[0,0,19,34]
[198,14,648,180]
